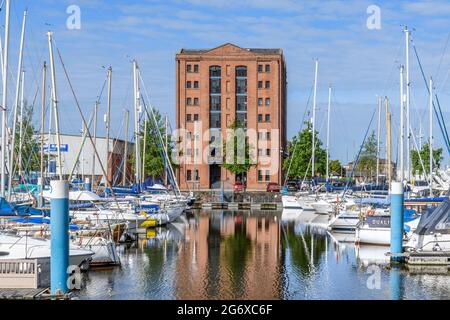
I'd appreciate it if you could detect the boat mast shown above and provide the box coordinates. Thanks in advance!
[376,96,381,185]
[105,67,112,185]
[1,0,11,197]
[311,59,318,180]
[91,100,98,187]
[133,60,141,187]
[385,97,392,189]
[141,112,147,183]
[165,115,168,186]
[8,10,27,199]
[123,109,129,186]
[399,65,405,183]
[18,69,25,177]
[405,26,411,183]
[326,84,331,183]
[47,32,63,180]
[40,62,47,205]
[429,77,433,197]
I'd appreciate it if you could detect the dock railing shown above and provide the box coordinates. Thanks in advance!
[0,259,39,289]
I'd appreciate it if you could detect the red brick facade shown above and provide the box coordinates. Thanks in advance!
[175,43,286,191]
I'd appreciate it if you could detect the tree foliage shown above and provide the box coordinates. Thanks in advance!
[132,109,175,180]
[329,159,344,177]
[356,131,377,179]
[411,142,443,175]
[283,121,326,178]
[14,101,43,175]
[222,121,255,176]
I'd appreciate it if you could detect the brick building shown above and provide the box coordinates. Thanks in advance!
[175,43,287,190]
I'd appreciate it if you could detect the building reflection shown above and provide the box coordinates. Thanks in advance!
[173,211,281,299]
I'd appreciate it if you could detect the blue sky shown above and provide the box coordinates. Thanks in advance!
[4,0,450,164]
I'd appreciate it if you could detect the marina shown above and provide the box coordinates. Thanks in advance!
[0,0,449,303]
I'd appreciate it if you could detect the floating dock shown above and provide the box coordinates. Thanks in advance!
[199,202,281,211]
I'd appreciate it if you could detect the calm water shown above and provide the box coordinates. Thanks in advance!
[74,210,450,300]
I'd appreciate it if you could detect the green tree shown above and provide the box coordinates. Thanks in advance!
[13,102,44,175]
[411,142,443,175]
[329,159,344,177]
[222,121,255,178]
[133,110,175,181]
[356,131,377,179]
[283,121,326,178]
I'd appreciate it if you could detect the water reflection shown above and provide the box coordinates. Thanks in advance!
[74,210,450,300]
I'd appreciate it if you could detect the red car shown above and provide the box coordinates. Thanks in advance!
[234,181,246,192]
[266,182,280,192]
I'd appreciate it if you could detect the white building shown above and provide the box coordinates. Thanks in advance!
[43,133,134,185]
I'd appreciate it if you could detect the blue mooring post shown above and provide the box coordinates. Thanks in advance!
[50,180,70,295]
[84,177,91,192]
[390,181,404,263]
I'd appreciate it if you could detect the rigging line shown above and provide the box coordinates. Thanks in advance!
[437,68,450,94]
[342,107,377,200]
[283,84,314,183]
[434,32,450,83]
[382,34,404,95]
[411,38,450,154]
[54,45,117,201]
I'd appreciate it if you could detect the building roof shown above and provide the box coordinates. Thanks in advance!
[179,43,283,56]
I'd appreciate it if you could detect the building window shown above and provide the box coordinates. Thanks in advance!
[265,81,270,89]
[186,81,192,89]
[187,64,192,73]
[266,149,271,156]
[194,98,199,106]
[194,114,199,121]
[258,114,263,122]
[258,149,262,156]
[236,78,247,94]
[186,131,192,140]
[210,113,221,128]
[265,114,271,122]
[194,169,199,180]
[258,98,263,106]
[236,67,247,77]
[210,66,222,129]
[194,64,199,73]
[236,95,247,111]
[235,66,247,128]
[187,170,192,181]
[187,114,192,122]
[187,98,192,106]
[194,81,199,89]
[210,78,221,94]
[258,132,263,140]
[265,64,270,72]
[258,64,263,73]
[210,96,221,111]
[265,170,270,181]
[236,113,247,127]
[258,170,263,182]
[266,132,271,140]
[210,66,221,77]
[258,81,263,89]
[265,98,270,106]
[186,149,192,156]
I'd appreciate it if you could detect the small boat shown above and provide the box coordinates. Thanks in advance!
[328,212,361,231]
[406,200,450,252]
[73,236,120,267]
[0,233,94,269]
[281,195,302,209]
[355,211,420,246]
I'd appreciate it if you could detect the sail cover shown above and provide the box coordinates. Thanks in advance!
[415,200,450,235]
